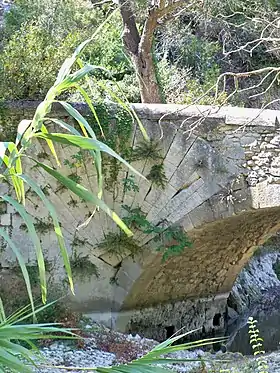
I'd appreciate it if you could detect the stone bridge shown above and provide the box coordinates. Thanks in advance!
[1,102,280,340]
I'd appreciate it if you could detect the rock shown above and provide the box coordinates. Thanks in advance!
[227,307,239,322]
[229,249,280,315]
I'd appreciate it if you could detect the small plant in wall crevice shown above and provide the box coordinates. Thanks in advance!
[122,175,139,193]
[20,218,53,235]
[248,317,268,373]
[72,235,87,248]
[146,163,167,189]
[70,251,100,282]
[154,225,192,262]
[97,232,143,260]
[121,205,192,261]
[132,140,163,162]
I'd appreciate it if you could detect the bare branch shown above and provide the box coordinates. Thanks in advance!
[249,72,280,99]
[91,0,112,6]
[155,0,187,20]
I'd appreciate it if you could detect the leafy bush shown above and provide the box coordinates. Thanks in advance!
[0,23,87,99]
[0,0,130,100]
[3,0,95,38]
[156,29,226,104]
[157,58,227,105]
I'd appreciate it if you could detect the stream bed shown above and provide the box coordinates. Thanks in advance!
[227,287,280,355]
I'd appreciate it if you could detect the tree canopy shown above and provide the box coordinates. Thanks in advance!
[1,0,280,107]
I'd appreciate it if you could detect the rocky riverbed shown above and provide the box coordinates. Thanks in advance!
[25,240,280,372]
[30,321,280,373]
[31,323,207,373]
[225,240,280,355]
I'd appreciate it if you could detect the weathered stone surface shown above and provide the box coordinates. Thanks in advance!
[0,213,11,226]
[119,294,228,341]
[66,255,116,313]
[3,102,280,338]
[124,207,280,310]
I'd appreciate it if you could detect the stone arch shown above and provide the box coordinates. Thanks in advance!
[2,101,280,331]
[115,206,280,340]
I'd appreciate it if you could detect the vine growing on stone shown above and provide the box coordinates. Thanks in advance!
[122,205,192,261]
[88,103,134,196]
[122,175,139,193]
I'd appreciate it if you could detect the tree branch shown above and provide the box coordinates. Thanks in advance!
[140,0,189,54]
[156,0,187,20]
[119,0,141,56]
[91,0,112,6]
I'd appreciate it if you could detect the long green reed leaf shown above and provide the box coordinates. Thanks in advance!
[1,195,47,304]
[41,124,60,167]
[32,161,133,237]
[32,133,144,179]
[17,174,74,295]
[0,229,34,316]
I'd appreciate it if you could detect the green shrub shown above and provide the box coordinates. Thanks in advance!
[0,23,87,99]
[157,58,227,105]
[0,0,130,100]
[156,31,226,105]
[3,0,99,40]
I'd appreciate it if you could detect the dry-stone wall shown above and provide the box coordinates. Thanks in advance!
[2,101,280,340]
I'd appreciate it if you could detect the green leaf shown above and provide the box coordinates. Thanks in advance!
[16,120,32,146]
[0,228,34,316]
[50,103,104,200]
[1,195,47,304]
[0,339,35,365]
[32,161,133,237]
[74,81,105,138]
[1,142,25,204]
[64,65,96,85]
[150,330,200,351]
[44,118,81,136]
[55,101,104,199]
[0,298,6,323]
[96,79,150,142]
[16,174,74,295]
[33,133,145,179]
[41,123,60,167]
[57,101,97,139]
[31,100,53,133]
[0,347,32,373]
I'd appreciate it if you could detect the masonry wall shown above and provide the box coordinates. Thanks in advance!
[1,101,280,339]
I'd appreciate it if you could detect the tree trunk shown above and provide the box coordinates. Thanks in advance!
[119,0,163,103]
[133,51,162,104]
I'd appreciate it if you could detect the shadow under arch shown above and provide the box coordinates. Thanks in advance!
[117,206,280,340]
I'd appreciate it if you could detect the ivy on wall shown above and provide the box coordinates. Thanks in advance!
[88,105,168,195]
